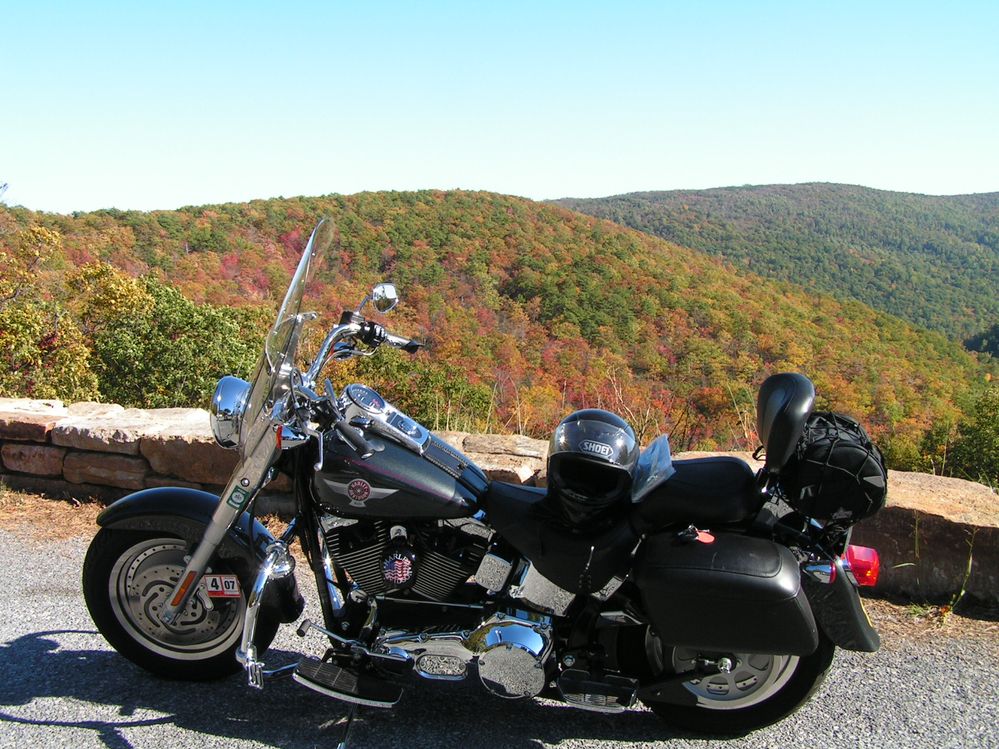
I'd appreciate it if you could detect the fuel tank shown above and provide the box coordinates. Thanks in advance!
[312,432,489,519]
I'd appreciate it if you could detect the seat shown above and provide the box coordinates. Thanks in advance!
[630,456,760,534]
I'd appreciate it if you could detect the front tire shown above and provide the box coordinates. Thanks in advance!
[83,528,277,680]
[624,627,835,734]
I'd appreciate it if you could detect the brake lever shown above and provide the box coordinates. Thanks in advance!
[304,424,325,471]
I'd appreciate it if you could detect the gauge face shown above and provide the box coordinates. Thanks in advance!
[346,384,386,414]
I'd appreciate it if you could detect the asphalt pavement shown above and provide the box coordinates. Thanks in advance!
[1,528,996,749]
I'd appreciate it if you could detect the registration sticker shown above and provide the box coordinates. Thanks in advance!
[202,575,241,598]
[225,485,250,510]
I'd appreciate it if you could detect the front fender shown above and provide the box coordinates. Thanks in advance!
[97,487,304,624]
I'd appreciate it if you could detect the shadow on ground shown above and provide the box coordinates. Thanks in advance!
[0,629,714,749]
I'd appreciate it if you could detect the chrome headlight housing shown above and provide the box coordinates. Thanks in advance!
[210,376,251,449]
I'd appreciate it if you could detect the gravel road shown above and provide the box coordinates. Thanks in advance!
[1,527,996,749]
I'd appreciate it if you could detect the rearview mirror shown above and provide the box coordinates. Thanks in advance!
[360,283,399,314]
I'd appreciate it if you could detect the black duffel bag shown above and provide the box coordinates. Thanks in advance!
[780,412,887,523]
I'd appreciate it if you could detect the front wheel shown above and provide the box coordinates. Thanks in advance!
[83,528,277,680]
[627,628,835,734]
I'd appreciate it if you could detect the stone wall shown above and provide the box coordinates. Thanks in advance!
[1,398,996,606]
[0,398,242,501]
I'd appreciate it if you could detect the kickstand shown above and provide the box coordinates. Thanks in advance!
[337,704,358,749]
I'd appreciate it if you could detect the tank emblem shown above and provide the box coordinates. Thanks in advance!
[321,478,399,508]
[347,479,372,507]
[579,440,613,459]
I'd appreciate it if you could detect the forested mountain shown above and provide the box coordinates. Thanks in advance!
[553,184,999,344]
[1,191,995,482]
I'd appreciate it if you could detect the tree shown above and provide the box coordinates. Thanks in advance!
[70,263,264,408]
[965,323,999,357]
[0,223,99,400]
[948,385,999,488]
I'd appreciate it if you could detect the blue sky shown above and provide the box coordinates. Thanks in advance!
[3,1,997,213]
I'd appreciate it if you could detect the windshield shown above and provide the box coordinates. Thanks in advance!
[238,219,337,458]
[632,435,675,502]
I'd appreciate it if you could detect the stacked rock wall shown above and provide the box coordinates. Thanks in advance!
[1,399,238,499]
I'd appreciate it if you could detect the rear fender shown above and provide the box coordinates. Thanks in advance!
[802,557,880,652]
[97,487,304,624]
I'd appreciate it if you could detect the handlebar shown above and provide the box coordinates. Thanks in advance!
[383,329,423,354]
[357,321,422,354]
[302,313,422,390]
[291,380,375,459]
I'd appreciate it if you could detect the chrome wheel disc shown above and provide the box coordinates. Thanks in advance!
[108,538,243,660]
[647,632,800,711]
[671,649,799,710]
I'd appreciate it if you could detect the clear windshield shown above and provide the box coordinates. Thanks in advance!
[238,219,337,458]
[632,435,676,502]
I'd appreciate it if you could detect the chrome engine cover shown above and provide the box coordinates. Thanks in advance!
[470,614,552,698]
[376,611,553,699]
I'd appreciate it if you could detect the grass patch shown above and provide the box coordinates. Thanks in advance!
[0,483,103,541]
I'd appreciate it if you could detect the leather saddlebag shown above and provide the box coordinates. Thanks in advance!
[634,531,818,656]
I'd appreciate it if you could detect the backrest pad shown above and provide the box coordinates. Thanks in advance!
[756,373,816,475]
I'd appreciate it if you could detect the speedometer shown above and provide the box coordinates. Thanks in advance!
[345,384,386,414]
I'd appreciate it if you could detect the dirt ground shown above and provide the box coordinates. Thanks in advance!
[2,485,996,646]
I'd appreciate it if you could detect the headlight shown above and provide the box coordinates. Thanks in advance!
[210,376,251,449]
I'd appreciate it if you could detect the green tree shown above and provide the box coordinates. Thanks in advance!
[0,223,99,400]
[948,384,999,487]
[71,263,264,408]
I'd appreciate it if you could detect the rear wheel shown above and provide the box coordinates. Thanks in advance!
[83,528,277,680]
[624,627,835,734]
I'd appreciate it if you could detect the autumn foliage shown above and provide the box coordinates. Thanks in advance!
[1,191,995,483]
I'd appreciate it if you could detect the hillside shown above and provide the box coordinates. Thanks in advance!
[1,191,994,474]
[553,184,999,344]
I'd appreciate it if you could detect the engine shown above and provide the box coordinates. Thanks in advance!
[378,608,554,699]
[321,515,490,601]
[323,515,565,700]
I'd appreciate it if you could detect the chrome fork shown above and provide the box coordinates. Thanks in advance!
[236,525,298,688]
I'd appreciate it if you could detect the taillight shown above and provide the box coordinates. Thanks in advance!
[845,544,880,587]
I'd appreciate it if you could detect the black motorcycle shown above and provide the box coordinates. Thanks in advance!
[83,219,888,736]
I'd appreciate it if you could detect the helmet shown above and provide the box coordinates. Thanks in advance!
[547,409,639,527]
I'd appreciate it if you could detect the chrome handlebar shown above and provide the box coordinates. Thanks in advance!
[302,322,362,389]
[294,314,422,459]
[302,317,422,390]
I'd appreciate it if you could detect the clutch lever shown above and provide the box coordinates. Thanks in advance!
[334,419,374,459]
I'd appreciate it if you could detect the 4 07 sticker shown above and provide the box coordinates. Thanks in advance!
[202,574,241,598]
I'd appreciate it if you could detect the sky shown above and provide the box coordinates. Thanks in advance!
[3,1,998,214]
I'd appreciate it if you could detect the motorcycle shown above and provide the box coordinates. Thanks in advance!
[83,219,888,737]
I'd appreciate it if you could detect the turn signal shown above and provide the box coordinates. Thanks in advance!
[845,544,880,587]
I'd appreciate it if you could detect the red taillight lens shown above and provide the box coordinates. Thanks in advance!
[845,544,880,587]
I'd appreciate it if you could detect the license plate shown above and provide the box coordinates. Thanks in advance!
[202,574,241,598]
